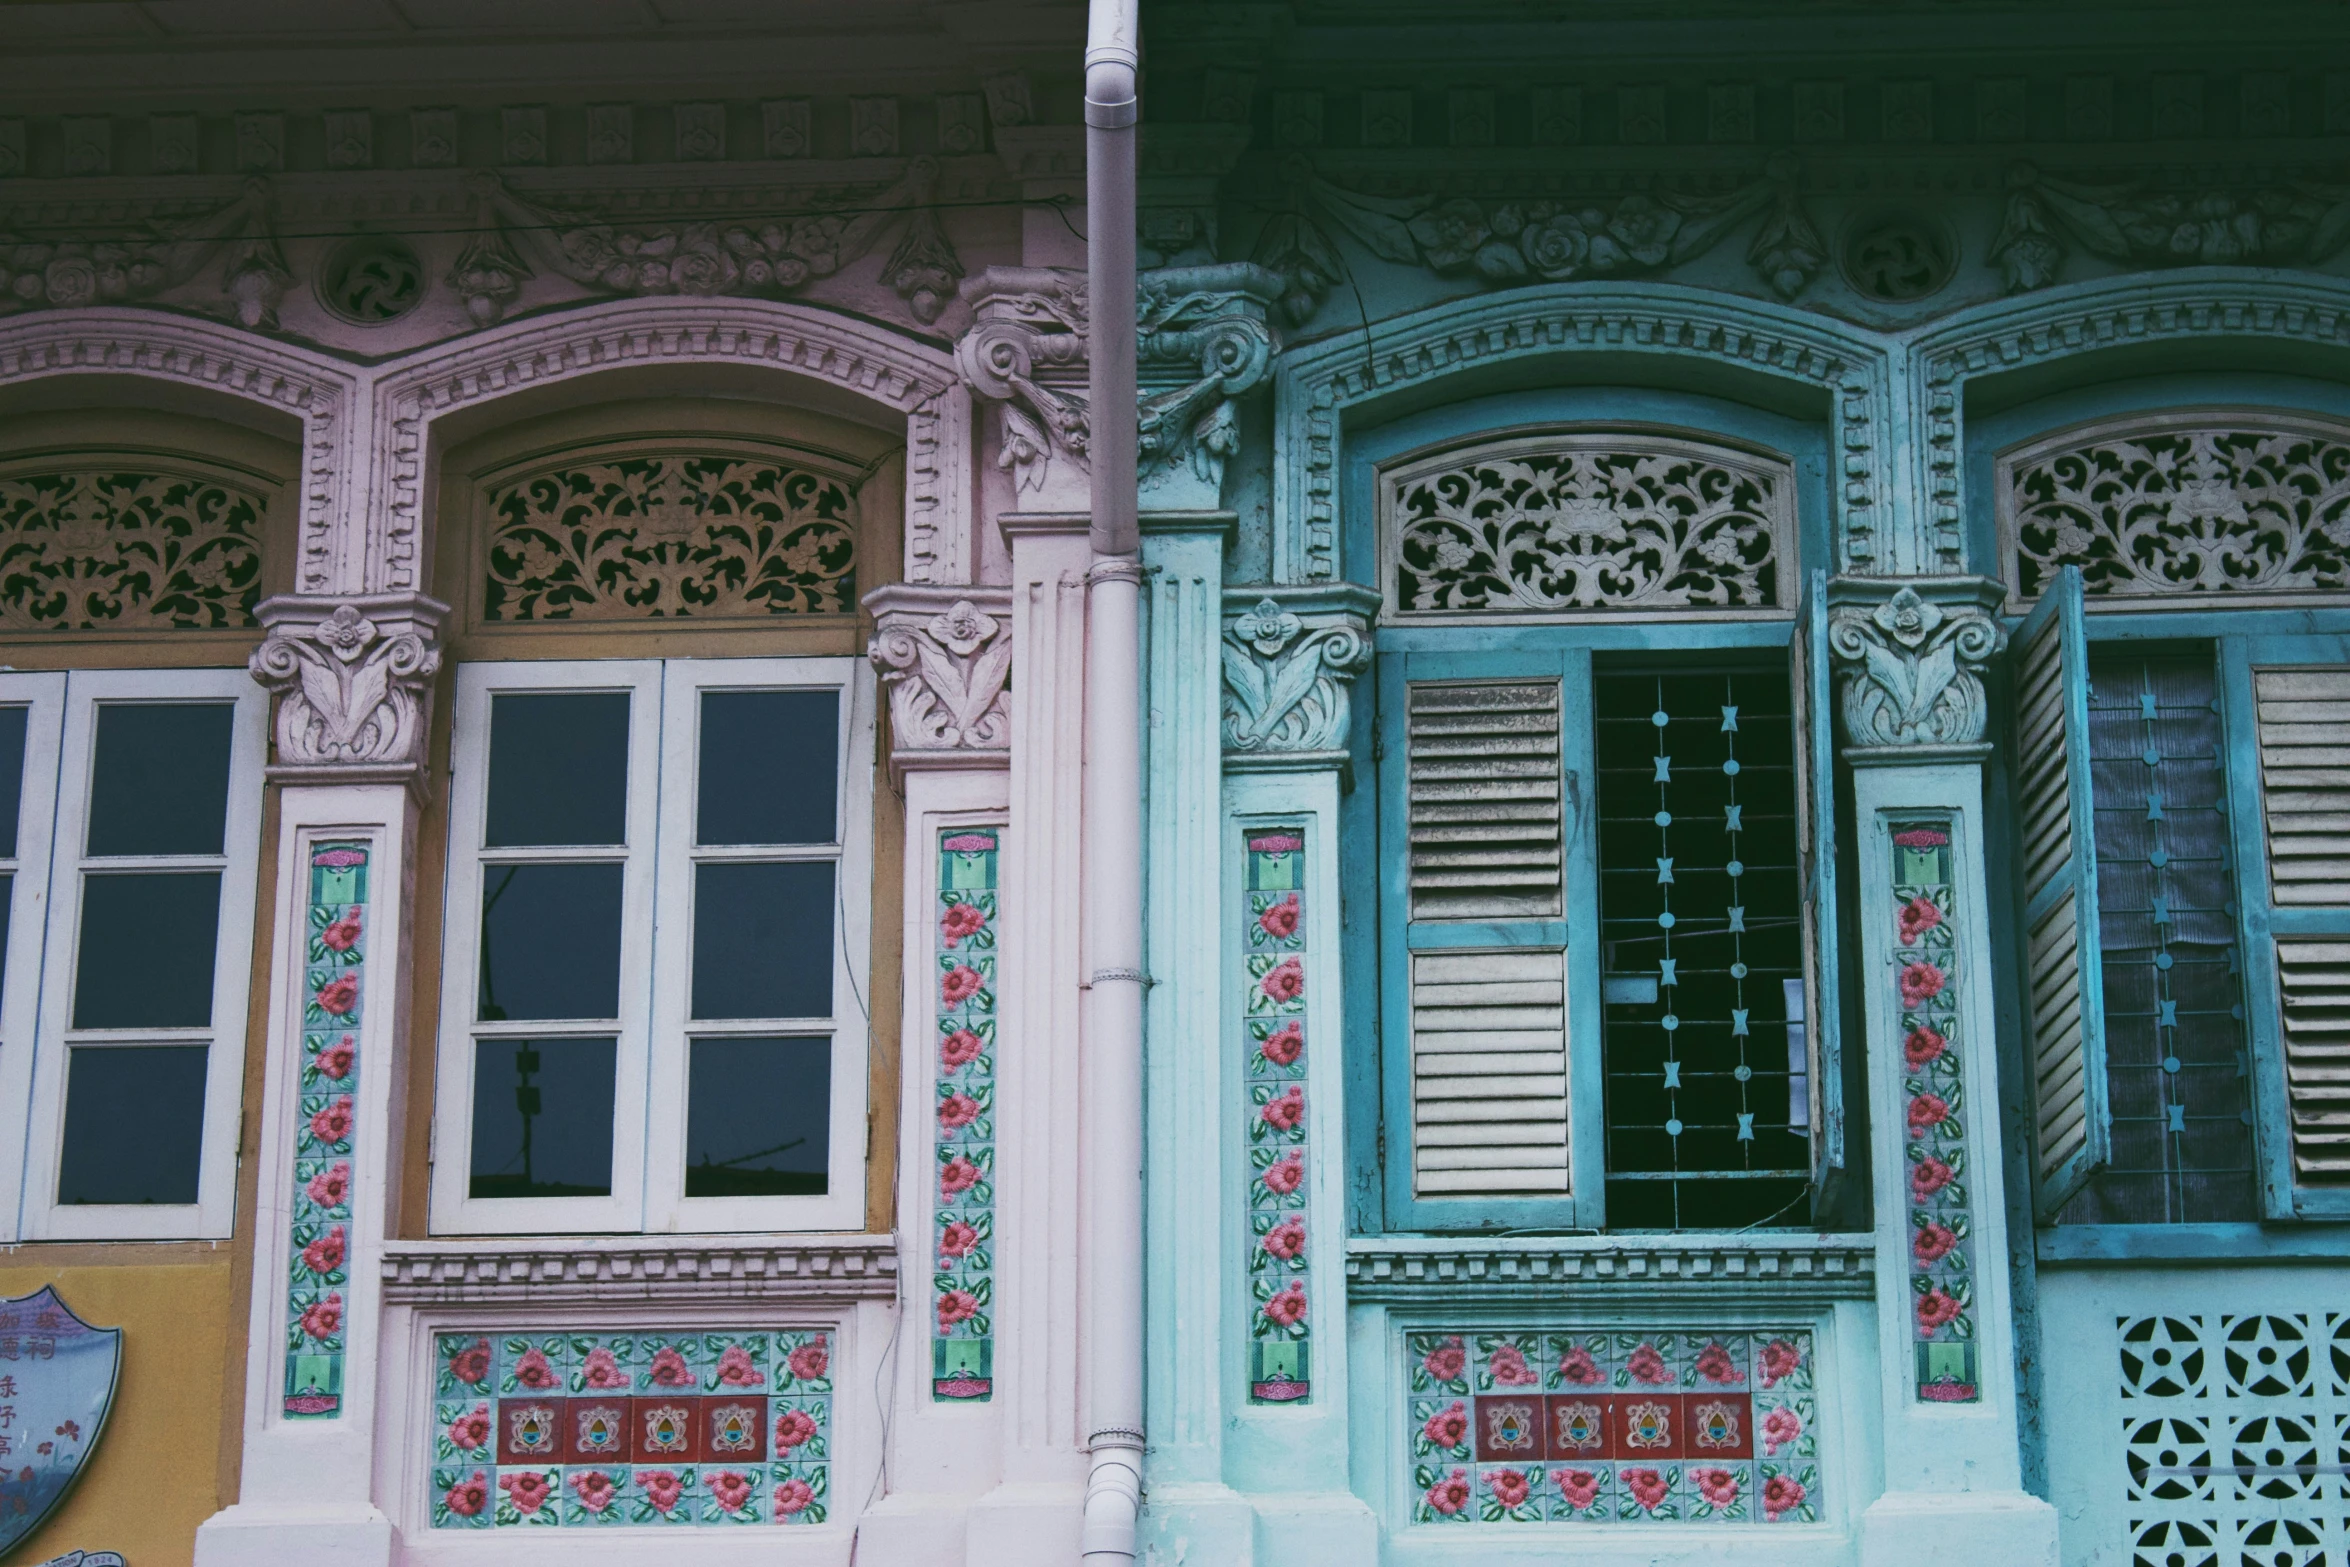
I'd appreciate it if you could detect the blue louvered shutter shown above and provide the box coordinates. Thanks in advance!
[1790,568,1847,1213]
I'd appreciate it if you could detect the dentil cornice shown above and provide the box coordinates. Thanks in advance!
[864,583,1014,779]
[1220,584,1378,775]
[247,592,448,790]
[380,1235,899,1306]
[1825,575,2007,760]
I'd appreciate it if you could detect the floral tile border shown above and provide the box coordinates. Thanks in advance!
[1244,828,1310,1404]
[284,840,370,1420]
[1890,821,1980,1403]
[932,829,998,1401]
[431,1329,835,1527]
[1405,1328,1821,1526]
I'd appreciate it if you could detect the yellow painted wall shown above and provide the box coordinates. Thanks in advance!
[0,1255,236,1567]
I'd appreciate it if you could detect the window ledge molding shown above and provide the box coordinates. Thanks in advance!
[380,1235,898,1306]
[2036,1222,2350,1267]
[1345,1234,1877,1303]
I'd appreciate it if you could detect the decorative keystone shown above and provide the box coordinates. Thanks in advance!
[1221,585,1378,774]
[247,593,448,790]
[866,584,1014,778]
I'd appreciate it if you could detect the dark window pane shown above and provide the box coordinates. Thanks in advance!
[686,1035,830,1196]
[697,690,838,846]
[0,871,12,1004]
[477,863,623,1021]
[468,1035,617,1199]
[74,871,221,1029]
[485,692,630,848]
[58,1044,208,1204]
[0,705,28,860]
[691,860,833,1020]
[87,703,234,857]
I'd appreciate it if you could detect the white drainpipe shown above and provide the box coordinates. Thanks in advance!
[1080,0,1145,1562]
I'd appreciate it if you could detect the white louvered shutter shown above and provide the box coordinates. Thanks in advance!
[1399,677,1572,1200]
[2011,566,2112,1218]
[2253,663,2350,1192]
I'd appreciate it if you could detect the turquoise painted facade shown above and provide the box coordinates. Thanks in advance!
[1133,7,2350,1563]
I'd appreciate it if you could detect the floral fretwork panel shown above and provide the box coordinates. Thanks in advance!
[2005,420,2350,603]
[0,468,266,629]
[482,453,857,620]
[1387,434,1792,616]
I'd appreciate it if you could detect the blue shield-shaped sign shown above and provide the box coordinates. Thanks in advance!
[0,1288,122,1560]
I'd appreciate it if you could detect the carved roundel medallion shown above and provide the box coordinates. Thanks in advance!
[1839,211,1956,303]
[316,234,426,324]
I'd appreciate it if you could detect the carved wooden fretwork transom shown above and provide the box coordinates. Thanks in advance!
[1381,430,1794,618]
[2002,412,2350,607]
[480,447,858,621]
[0,463,267,630]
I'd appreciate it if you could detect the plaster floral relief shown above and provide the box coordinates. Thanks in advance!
[249,599,444,783]
[1221,596,1371,760]
[0,178,297,328]
[482,453,856,620]
[0,467,265,629]
[867,591,1014,767]
[1827,587,2004,749]
[2004,418,2350,603]
[1992,164,2350,293]
[1385,434,1792,615]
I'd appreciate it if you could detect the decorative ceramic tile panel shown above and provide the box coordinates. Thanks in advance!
[430,1329,834,1527]
[1890,821,1979,1402]
[285,842,369,1419]
[932,829,998,1401]
[2118,1312,2350,1563]
[1244,828,1311,1404]
[1405,1328,1821,1526]
[482,453,856,620]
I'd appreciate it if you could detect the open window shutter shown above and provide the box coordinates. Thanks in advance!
[2011,564,2110,1219]
[1789,568,1846,1212]
[1387,663,1574,1214]
[2247,657,2350,1202]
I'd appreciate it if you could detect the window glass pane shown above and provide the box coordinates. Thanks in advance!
[477,863,624,1021]
[685,1035,831,1196]
[691,860,834,1020]
[468,1036,617,1199]
[1595,667,1808,1230]
[2060,651,2257,1226]
[58,1044,208,1204]
[74,870,221,1029]
[86,702,234,857]
[696,689,838,846]
[0,871,12,1004]
[0,704,28,860]
[485,692,630,848]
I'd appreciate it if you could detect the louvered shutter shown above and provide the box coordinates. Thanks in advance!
[1789,569,1846,1211]
[1379,652,1579,1224]
[2010,565,2111,1219]
[2244,655,2350,1202]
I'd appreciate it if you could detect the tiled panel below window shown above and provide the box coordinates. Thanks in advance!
[430,1329,834,1527]
[1406,1328,1820,1525]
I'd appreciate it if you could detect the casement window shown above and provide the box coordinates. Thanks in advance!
[429,657,873,1235]
[2012,565,2350,1223]
[1374,578,1844,1232]
[0,669,267,1242]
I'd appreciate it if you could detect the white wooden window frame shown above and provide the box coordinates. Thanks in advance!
[0,674,66,1243]
[430,657,873,1237]
[19,667,267,1241]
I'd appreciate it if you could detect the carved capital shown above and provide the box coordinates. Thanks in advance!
[956,266,1092,504]
[248,592,449,790]
[1221,585,1378,773]
[1826,577,2007,756]
[1136,262,1282,508]
[865,584,1013,778]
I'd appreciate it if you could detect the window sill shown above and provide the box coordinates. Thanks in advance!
[2036,1222,2350,1266]
[1345,1233,1876,1303]
[381,1234,898,1305]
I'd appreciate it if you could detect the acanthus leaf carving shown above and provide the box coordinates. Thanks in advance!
[1221,588,1375,768]
[1251,153,1826,326]
[1826,582,2005,752]
[248,593,448,788]
[866,586,1013,777]
[1136,263,1280,503]
[957,266,1091,500]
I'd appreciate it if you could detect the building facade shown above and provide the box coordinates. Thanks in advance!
[0,3,2346,1566]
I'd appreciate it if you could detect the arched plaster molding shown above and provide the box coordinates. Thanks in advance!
[0,309,359,594]
[1906,269,2350,575]
[1270,282,1900,584]
[364,295,976,594]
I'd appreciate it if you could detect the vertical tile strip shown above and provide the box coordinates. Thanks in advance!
[285,840,370,1419]
[1890,820,1980,1402]
[1245,827,1311,1403]
[933,829,999,1400]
